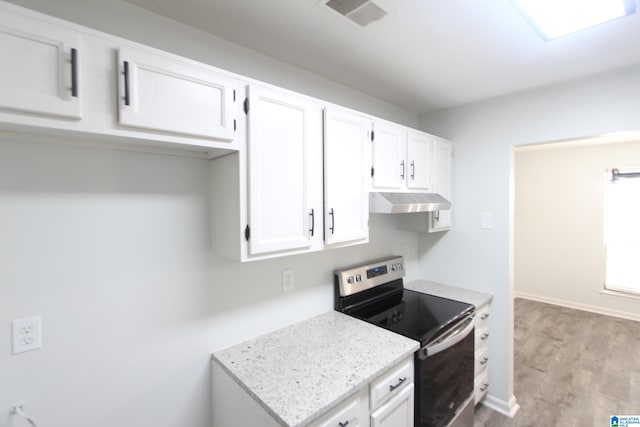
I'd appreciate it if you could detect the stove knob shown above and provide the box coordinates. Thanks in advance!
[391,264,397,271]
[397,263,404,271]
[391,313,398,323]
[347,275,355,284]
[398,312,405,321]
[355,274,362,282]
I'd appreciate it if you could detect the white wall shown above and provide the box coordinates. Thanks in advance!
[0,2,421,426]
[419,64,640,414]
[515,141,640,321]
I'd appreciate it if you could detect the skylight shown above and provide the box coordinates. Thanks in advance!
[511,0,636,40]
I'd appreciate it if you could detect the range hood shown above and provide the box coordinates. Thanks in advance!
[370,192,451,214]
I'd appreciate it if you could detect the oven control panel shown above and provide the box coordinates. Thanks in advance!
[335,256,405,297]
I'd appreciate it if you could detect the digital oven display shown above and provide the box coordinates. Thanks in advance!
[366,265,388,279]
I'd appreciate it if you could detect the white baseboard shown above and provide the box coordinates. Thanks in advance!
[480,394,520,418]
[515,292,640,322]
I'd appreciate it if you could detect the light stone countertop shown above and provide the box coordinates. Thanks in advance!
[405,279,493,308]
[212,310,419,427]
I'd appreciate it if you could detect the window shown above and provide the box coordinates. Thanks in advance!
[604,168,640,295]
[509,0,636,40]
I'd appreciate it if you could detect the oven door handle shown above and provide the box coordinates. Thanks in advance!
[420,314,475,359]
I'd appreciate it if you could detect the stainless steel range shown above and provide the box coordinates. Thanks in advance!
[334,256,475,427]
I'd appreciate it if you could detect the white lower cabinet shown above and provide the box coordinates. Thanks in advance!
[474,302,491,404]
[211,357,414,427]
[370,384,414,427]
[369,357,414,427]
[309,387,369,427]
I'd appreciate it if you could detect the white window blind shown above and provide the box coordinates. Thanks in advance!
[604,168,640,295]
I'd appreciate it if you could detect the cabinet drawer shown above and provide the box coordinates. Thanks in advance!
[474,369,489,405]
[370,357,414,410]
[370,383,414,427]
[474,345,489,376]
[309,390,363,427]
[476,305,490,330]
[475,325,489,350]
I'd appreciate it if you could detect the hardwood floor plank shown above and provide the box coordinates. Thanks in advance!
[474,298,640,427]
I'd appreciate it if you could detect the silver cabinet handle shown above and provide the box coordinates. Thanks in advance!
[480,313,489,320]
[338,421,349,427]
[329,208,335,234]
[480,383,489,392]
[410,160,415,180]
[481,332,489,341]
[400,160,405,179]
[480,357,488,365]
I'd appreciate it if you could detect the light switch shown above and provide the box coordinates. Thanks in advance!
[480,212,493,230]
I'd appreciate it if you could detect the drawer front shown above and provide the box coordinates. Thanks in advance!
[370,357,414,410]
[475,325,489,350]
[475,305,490,330]
[474,369,489,405]
[474,345,489,376]
[310,391,363,427]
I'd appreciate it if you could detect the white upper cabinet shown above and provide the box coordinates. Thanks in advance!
[0,10,82,119]
[246,84,322,255]
[372,122,432,192]
[431,138,452,230]
[117,47,236,141]
[372,121,406,190]
[324,107,372,247]
[406,130,432,190]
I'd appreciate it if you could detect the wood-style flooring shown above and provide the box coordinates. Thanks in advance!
[474,298,640,427]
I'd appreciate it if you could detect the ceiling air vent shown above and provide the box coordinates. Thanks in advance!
[324,0,388,27]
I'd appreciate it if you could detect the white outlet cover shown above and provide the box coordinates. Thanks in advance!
[12,316,42,354]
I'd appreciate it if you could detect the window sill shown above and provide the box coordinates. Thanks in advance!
[601,288,640,301]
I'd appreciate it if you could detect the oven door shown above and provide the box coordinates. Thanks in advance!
[415,314,475,427]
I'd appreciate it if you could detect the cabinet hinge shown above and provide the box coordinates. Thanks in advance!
[371,130,375,141]
[244,224,250,241]
[371,167,375,177]
[243,97,249,114]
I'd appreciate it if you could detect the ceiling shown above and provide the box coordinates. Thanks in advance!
[124,0,640,114]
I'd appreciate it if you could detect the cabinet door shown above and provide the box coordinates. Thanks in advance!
[117,47,236,141]
[246,85,321,255]
[0,11,81,119]
[406,131,431,190]
[431,138,452,230]
[370,383,414,427]
[324,107,371,246]
[310,394,366,427]
[372,121,406,190]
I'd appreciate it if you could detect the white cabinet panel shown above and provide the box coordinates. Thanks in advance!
[324,107,371,247]
[430,138,452,231]
[0,10,81,119]
[247,84,322,255]
[309,388,368,427]
[117,47,236,141]
[406,130,431,190]
[370,383,414,427]
[369,358,414,410]
[372,121,406,190]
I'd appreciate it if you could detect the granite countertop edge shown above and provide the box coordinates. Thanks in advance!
[405,279,494,308]
[212,310,419,427]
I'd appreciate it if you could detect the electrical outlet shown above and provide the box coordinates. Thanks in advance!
[12,316,42,354]
[282,269,295,293]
